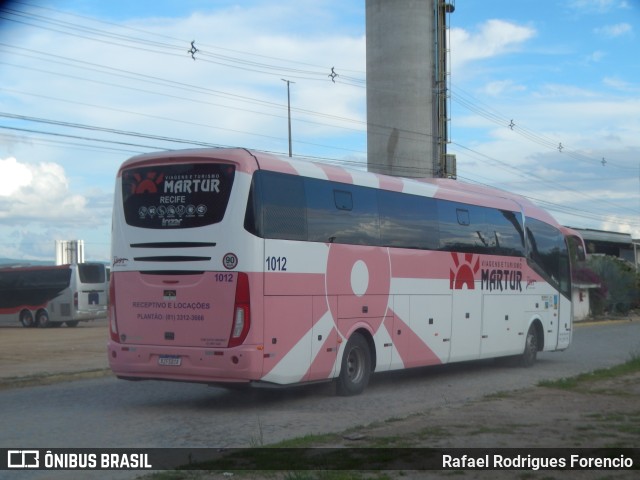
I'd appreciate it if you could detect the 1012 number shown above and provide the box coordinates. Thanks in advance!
[266,256,287,271]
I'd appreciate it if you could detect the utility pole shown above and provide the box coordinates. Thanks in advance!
[281,79,295,157]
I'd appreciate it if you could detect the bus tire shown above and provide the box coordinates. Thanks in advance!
[336,332,371,396]
[65,321,79,328]
[520,324,539,367]
[36,311,51,328]
[19,310,35,328]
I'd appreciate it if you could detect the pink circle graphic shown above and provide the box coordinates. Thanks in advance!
[325,244,391,337]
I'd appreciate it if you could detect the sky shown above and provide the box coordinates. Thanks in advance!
[0,0,638,262]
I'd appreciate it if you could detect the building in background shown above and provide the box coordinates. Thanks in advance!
[55,240,85,265]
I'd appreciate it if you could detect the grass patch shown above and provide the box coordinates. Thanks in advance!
[140,357,640,480]
[417,425,450,439]
[584,411,640,435]
[468,425,526,436]
[0,368,111,390]
[180,447,438,472]
[538,355,640,390]
[274,433,343,448]
[483,390,515,400]
[365,436,413,448]
[283,473,392,480]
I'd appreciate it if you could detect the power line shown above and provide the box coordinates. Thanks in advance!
[451,83,635,171]
[0,44,370,133]
[3,0,626,179]
[1,3,365,86]
[3,111,637,230]
[451,141,640,218]
[2,1,637,230]
[10,0,367,77]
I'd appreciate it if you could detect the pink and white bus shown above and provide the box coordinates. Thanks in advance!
[108,148,580,395]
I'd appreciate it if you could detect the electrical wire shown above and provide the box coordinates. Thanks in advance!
[2,1,637,230]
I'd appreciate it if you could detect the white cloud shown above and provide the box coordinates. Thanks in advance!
[585,50,606,63]
[570,0,620,13]
[602,76,639,92]
[0,2,368,260]
[0,157,89,225]
[601,216,640,238]
[1,0,639,259]
[480,80,527,97]
[533,83,598,99]
[450,19,536,70]
[0,157,32,196]
[595,22,633,37]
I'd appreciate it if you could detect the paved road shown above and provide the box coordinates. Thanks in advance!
[1,320,639,479]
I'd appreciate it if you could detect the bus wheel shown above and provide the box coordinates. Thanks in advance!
[19,310,35,328]
[336,333,371,396]
[65,321,79,328]
[36,311,51,328]
[521,324,539,367]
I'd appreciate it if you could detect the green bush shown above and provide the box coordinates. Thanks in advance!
[586,255,638,315]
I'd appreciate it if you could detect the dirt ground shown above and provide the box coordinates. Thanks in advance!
[1,318,639,478]
[336,371,640,449]
[0,319,110,384]
[303,371,640,479]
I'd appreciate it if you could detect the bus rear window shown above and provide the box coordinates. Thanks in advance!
[78,264,106,284]
[122,163,235,229]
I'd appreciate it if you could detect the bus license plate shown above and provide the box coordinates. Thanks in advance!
[158,355,181,366]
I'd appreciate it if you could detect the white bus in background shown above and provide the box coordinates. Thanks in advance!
[0,262,109,328]
[108,148,583,395]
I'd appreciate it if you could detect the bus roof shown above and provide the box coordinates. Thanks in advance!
[118,148,559,227]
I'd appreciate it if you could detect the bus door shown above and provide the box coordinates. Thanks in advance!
[481,293,524,358]
[527,294,558,351]
[556,244,574,350]
[412,295,452,366]
[556,293,573,350]
[387,294,454,370]
[449,286,482,362]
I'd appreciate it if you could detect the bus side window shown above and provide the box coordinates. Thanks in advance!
[334,190,353,211]
[244,177,259,236]
[248,171,307,241]
[379,190,439,250]
[484,209,525,257]
[306,178,379,246]
[525,217,570,298]
[438,201,487,254]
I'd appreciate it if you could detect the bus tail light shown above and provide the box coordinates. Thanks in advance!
[74,291,78,309]
[228,272,250,348]
[108,276,119,343]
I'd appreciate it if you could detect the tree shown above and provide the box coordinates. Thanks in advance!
[586,255,638,315]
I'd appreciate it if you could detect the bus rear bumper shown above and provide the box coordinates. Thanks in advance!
[107,341,263,384]
[74,308,108,321]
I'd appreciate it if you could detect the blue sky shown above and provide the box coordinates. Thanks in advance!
[0,0,638,261]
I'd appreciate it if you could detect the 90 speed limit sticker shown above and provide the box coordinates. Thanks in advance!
[223,252,238,270]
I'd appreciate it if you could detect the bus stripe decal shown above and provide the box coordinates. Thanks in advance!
[389,309,442,367]
[316,163,353,184]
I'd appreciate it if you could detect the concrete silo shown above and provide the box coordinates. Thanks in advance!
[366,0,453,178]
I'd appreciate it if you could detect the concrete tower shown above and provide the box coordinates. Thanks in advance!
[366,0,452,178]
